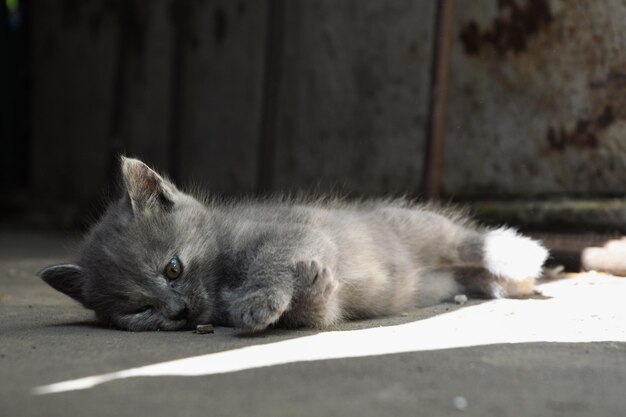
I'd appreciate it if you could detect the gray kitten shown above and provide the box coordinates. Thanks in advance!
[39,157,548,332]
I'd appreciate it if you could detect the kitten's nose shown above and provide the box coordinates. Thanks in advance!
[170,305,189,321]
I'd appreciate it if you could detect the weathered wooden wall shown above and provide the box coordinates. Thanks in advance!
[22,0,626,227]
[27,0,437,226]
[0,2,8,193]
[30,0,118,220]
[444,0,626,198]
[29,0,270,222]
[272,0,436,196]
[178,0,269,194]
[2,0,29,201]
[115,1,175,175]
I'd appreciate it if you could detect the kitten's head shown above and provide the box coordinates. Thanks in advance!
[39,157,219,331]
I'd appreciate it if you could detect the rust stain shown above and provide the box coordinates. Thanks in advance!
[590,71,626,89]
[546,106,614,151]
[460,0,553,56]
[596,106,615,129]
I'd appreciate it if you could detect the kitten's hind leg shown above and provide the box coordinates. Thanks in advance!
[417,266,538,307]
[280,260,340,328]
[453,266,537,299]
[295,260,338,305]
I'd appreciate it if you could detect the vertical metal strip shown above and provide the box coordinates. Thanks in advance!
[423,0,454,200]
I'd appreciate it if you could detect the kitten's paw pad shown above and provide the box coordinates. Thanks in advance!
[484,228,549,282]
[296,260,338,300]
[230,289,291,332]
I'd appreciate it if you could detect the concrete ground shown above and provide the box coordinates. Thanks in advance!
[1,231,626,417]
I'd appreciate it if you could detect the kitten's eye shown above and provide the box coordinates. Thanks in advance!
[164,256,183,280]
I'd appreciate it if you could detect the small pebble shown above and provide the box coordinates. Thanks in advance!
[453,396,468,410]
[400,312,409,317]
[195,324,215,334]
[454,294,468,305]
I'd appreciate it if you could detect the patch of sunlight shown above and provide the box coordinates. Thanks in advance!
[33,273,626,395]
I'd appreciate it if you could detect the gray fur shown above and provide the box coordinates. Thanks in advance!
[39,157,549,332]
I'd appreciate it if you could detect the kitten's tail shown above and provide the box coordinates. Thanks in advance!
[417,227,549,305]
[481,227,549,285]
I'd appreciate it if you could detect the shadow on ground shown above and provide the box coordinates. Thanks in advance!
[2,230,626,417]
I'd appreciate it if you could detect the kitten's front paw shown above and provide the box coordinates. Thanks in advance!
[228,288,291,332]
[295,260,338,304]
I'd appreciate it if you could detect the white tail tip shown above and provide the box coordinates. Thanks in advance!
[484,228,548,282]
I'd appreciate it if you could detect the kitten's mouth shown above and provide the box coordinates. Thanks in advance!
[160,306,206,331]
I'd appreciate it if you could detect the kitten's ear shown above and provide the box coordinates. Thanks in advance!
[38,263,87,305]
[120,156,178,213]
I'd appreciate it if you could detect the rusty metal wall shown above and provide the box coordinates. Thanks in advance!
[444,0,626,198]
